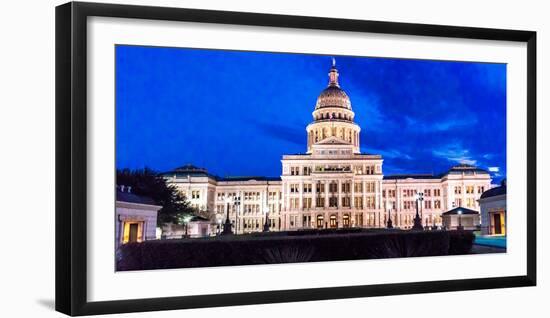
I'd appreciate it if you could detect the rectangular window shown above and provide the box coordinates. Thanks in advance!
[342,182,351,193]
[342,197,350,207]
[455,186,462,194]
[354,197,363,208]
[316,197,325,207]
[303,197,312,209]
[303,215,311,228]
[329,197,338,207]
[366,196,375,209]
[316,183,325,193]
[291,198,300,209]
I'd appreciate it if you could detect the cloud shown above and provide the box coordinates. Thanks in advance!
[432,143,477,165]
[488,167,500,172]
[249,119,304,147]
[404,115,477,133]
[368,148,413,160]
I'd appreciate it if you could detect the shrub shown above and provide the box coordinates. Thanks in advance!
[448,230,475,255]
[116,229,474,271]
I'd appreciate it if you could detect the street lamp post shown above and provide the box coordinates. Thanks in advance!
[222,197,234,235]
[263,206,270,232]
[234,195,241,234]
[215,213,223,236]
[386,207,393,229]
[457,209,464,231]
[412,192,424,230]
[183,215,192,237]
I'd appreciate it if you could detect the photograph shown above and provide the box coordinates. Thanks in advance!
[114,45,507,271]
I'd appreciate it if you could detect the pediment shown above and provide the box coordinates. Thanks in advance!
[315,136,351,145]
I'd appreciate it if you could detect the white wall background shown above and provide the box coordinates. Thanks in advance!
[0,0,546,317]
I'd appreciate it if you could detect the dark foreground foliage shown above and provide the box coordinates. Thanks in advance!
[116,168,197,225]
[117,230,475,271]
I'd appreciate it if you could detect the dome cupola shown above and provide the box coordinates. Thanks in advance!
[315,59,352,110]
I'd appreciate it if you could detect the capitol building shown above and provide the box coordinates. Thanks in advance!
[162,62,493,234]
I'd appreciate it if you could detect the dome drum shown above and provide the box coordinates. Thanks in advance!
[306,121,361,154]
[312,107,355,122]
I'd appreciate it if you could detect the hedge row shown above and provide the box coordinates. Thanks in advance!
[116,230,474,271]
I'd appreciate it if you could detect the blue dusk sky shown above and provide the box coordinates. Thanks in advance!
[116,45,506,182]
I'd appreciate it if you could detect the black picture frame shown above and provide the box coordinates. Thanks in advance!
[55,1,537,316]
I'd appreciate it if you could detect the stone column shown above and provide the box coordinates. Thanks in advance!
[311,180,318,209]
[351,179,355,208]
[338,179,342,208]
[299,180,304,212]
[285,182,290,212]
[324,180,329,208]
[396,186,401,227]
[362,180,367,209]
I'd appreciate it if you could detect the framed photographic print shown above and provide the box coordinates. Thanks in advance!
[55,1,536,316]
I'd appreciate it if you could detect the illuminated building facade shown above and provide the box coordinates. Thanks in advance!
[163,62,492,234]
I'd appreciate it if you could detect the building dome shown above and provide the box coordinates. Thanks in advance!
[306,60,361,154]
[315,62,352,110]
[315,85,352,110]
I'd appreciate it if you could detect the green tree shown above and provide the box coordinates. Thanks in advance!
[116,168,196,226]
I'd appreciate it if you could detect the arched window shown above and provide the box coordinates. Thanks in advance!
[316,215,324,228]
[330,215,337,228]
[343,214,350,228]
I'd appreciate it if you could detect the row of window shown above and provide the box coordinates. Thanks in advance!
[454,198,478,209]
[310,127,357,144]
[285,212,446,229]
[400,200,442,210]
[290,213,378,228]
[314,111,353,121]
[315,149,353,155]
[288,196,377,210]
[289,181,377,194]
[216,191,282,201]
[288,165,379,175]
[455,185,485,194]
[383,188,442,198]
[216,204,282,214]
